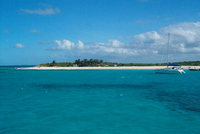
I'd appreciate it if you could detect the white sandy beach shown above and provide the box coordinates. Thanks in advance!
[18,66,196,70]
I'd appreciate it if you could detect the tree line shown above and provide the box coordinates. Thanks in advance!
[37,59,200,67]
[75,59,104,67]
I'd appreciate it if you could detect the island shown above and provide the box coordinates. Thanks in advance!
[19,59,200,70]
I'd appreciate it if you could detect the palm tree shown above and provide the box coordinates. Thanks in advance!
[77,59,80,64]
[75,60,78,64]
[50,60,56,66]
[83,59,88,66]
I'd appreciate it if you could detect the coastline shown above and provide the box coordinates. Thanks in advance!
[17,66,194,70]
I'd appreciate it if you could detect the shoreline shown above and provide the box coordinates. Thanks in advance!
[17,66,194,70]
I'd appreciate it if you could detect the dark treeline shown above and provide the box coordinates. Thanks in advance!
[38,59,200,67]
[75,59,104,67]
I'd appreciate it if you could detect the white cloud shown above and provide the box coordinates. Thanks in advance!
[84,42,138,56]
[107,40,125,47]
[77,41,84,49]
[132,22,200,57]
[160,22,200,46]
[52,40,75,50]
[46,22,200,62]
[20,4,61,15]
[116,48,138,56]
[134,31,161,43]
[15,44,25,48]
[48,40,84,51]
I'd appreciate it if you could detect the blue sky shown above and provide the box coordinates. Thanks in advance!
[1,0,200,65]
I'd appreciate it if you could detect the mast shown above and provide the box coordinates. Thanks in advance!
[167,33,170,68]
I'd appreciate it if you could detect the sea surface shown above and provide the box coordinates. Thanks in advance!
[0,66,200,134]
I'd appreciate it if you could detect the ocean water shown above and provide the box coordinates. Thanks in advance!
[0,67,200,134]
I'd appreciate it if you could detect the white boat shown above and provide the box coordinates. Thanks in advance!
[155,64,185,74]
[155,33,185,74]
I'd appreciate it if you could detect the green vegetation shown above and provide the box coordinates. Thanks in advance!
[173,61,200,66]
[38,60,74,67]
[37,59,200,67]
[74,59,104,67]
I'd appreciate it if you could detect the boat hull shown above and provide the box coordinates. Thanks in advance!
[155,68,185,74]
[189,69,200,71]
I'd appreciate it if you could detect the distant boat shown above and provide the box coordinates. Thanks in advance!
[155,33,185,74]
[155,64,185,74]
[189,67,200,71]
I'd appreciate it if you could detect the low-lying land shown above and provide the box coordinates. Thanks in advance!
[20,59,199,70]
[19,66,197,70]
[37,59,200,67]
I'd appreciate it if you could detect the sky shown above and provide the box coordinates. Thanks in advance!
[1,0,200,65]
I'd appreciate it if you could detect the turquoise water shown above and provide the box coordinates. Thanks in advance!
[0,68,200,133]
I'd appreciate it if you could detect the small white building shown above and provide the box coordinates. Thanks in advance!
[73,64,77,67]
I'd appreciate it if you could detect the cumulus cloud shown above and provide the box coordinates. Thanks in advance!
[15,44,25,48]
[47,40,85,50]
[77,41,84,49]
[134,31,161,43]
[20,4,61,15]
[47,39,135,56]
[132,22,200,58]
[107,40,125,47]
[49,40,75,50]
[46,22,200,62]
[78,41,138,56]
[161,22,200,46]
[116,48,138,56]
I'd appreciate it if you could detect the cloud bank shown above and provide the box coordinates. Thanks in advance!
[47,22,200,62]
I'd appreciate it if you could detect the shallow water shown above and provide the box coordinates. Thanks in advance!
[0,68,200,133]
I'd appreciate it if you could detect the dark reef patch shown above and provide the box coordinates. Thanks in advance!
[30,83,154,91]
[147,82,200,115]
